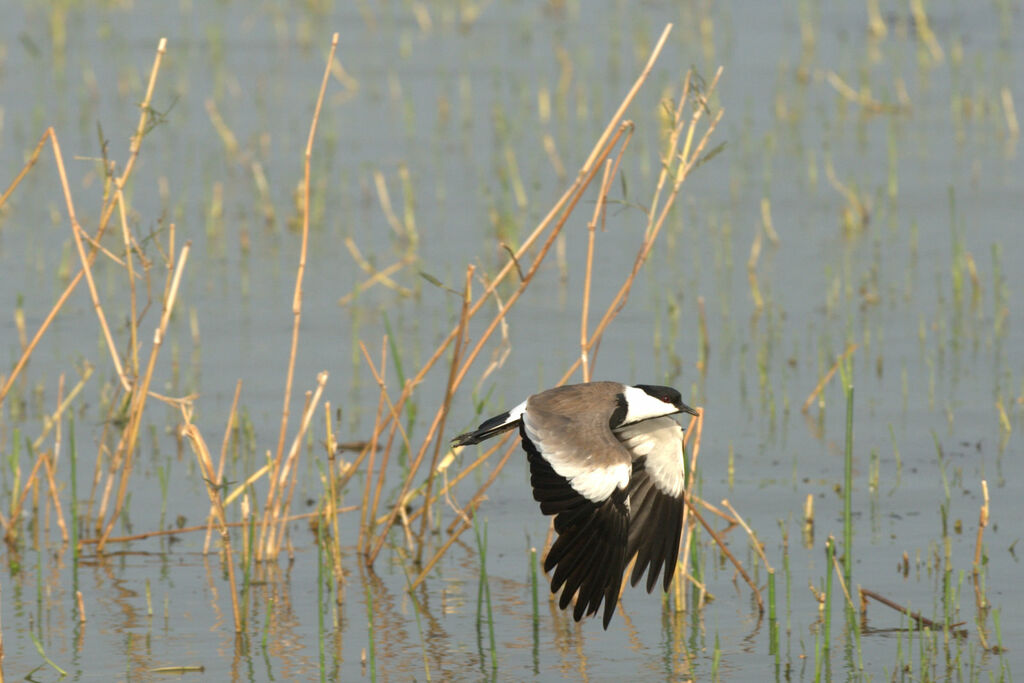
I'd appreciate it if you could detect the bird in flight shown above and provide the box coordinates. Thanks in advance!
[452,381,699,628]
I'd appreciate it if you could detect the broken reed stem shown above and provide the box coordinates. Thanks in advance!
[721,498,772,572]
[693,495,740,527]
[829,542,856,611]
[272,32,338,498]
[179,410,242,633]
[0,37,166,409]
[801,343,858,414]
[972,479,989,610]
[685,497,764,613]
[97,239,191,552]
[859,587,967,634]
[415,266,474,562]
[204,379,243,554]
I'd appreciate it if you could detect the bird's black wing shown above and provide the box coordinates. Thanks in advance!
[522,422,628,629]
[616,417,686,593]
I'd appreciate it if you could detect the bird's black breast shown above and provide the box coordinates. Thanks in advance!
[608,392,628,430]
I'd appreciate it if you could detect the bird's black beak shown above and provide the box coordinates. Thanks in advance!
[678,402,699,417]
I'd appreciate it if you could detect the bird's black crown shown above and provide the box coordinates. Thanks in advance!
[634,384,682,408]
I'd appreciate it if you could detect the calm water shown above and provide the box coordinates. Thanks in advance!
[1,1,1021,680]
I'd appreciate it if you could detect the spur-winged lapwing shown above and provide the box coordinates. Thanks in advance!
[452,381,698,628]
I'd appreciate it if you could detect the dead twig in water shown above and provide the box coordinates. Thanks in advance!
[859,587,967,635]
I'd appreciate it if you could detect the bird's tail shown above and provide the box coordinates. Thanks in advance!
[451,402,526,447]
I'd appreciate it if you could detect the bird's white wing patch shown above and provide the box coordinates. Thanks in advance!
[615,417,685,497]
[522,416,630,503]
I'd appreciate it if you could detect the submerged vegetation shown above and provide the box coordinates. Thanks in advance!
[0,2,1019,680]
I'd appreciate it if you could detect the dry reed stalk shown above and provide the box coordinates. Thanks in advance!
[116,188,141,379]
[405,59,721,578]
[337,247,416,305]
[360,27,678,465]
[372,25,716,571]
[358,345,422,529]
[179,408,242,632]
[97,240,191,552]
[388,435,509,528]
[0,580,4,683]
[0,126,50,207]
[450,122,636,397]
[372,123,642,558]
[40,450,68,543]
[803,493,815,547]
[558,69,725,384]
[580,158,615,382]
[365,387,459,564]
[801,343,859,413]
[415,266,474,560]
[373,170,409,241]
[76,503,360,548]
[368,417,405,538]
[691,496,740,527]
[685,498,764,613]
[408,439,520,589]
[828,541,855,610]
[203,380,243,554]
[271,32,338,496]
[721,499,772,572]
[859,588,965,633]
[673,410,703,611]
[323,403,345,598]
[44,375,69,540]
[673,514,697,612]
[5,448,48,543]
[31,362,93,453]
[357,340,390,552]
[1001,87,1020,138]
[263,372,329,559]
[972,479,990,610]
[0,38,166,409]
[65,142,131,391]
[252,33,337,562]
